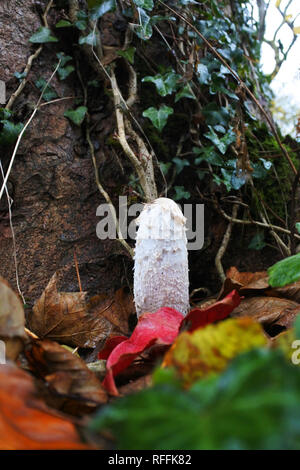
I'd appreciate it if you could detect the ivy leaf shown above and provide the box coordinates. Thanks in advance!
[64,106,88,126]
[79,31,99,46]
[56,53,73,67]
[160,162,172,175]
[90,0,116,20]
[231,170,247,190]
[296,223,300,235]
[0,108,12,120]
[220,168,233,191]
[193,146,224,166]
[133,0,154,11]
[248,233,266,251]
[135,8,153,40]
[142,105,173,132]
[268,253,300,288]
[142,71,180,96]
[204,126,235,154]
[172,157,190,174]
[77,10,89,20]
[14,71,27,81]
[252,159,272,179]
[58,65,75,80]
[0,120,24,146]
[55,20,72,28]
[117,47,136,64]
[173,186,191,201]
[175,85,195,102]
[35,78,58,102]
[202,103,231,126]
[197,63,210,85]
[29,27,58,43]
[75,20,88,31]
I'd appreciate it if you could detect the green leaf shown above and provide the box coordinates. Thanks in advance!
[296,223,300,235]
[77,10,89,20]
[64,106,88,126]
[197,63,210,84]
[29,27,58,43]
[268,253,300,287]
[79,31,99,46]
[135,8,153,40]
[133,0,154,11]
[0,120,24,146]
[142,105,173,132]
[14,71,27,81]
[75,20,88,31]
[89,348,300,450]
[204,126,235,154]
[55,20,72,28]
[58,65,75,80]
[220,168,233,191]
[175,84,195,102]
[172,157,190,174]
[0,108,12,120]
[202,103,231,126]
[142,71,180,97]
[56,53,73,67]
[117,47,136,64]
[231,170,247,190]
[35,78,58,102]
[90,0,116,20]
[173,186,191,201]
[252,159,272,179]
[248,233,266,251]
[159,162,172,175]
[193,146,224,166]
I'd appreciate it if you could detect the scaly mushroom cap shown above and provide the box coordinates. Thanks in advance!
[134,197,189,317]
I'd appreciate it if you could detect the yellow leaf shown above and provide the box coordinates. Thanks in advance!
[293,26,300,34]
[162,317,267,387]
[285,14,292,21]
[275,0,281,8]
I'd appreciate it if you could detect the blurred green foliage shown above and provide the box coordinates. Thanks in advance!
[90,345,300,450]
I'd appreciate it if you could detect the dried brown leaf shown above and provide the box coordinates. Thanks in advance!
[231,296,300,335]
[26,339,107,415]
[266,281,300,304]
[219,267,269,299]
[28,274,134,348]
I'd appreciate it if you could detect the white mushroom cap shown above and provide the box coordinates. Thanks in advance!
[134,197,189,317]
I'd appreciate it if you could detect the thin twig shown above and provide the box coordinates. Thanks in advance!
[0,161,25,304]
[73,249,82,292]
[215,204,238,282]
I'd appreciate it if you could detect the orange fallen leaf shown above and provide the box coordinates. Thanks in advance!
[0,364,92,450]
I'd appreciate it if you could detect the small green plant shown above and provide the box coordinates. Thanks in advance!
[268,253,300,287]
